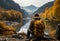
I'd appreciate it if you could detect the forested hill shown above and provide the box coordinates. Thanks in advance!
[33,1,54,14]
[0,0,29,18]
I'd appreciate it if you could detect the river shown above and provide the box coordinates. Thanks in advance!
[17,19,31,34]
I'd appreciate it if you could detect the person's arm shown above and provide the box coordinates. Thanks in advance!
[26,21,34,39]
[29,21,34,32]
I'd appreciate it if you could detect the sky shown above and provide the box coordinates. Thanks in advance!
[13,0,54,7]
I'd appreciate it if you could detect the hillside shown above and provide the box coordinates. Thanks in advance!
[39,0,60,21]
[0,0,21,10]
[38,0,60,38]
[0,0,25,35]
[21,9,29,18]
[0,0,29,18]
[0,0,29,26]
[0,8,22,22]
[33,1,54,14]
[21,5,38,14]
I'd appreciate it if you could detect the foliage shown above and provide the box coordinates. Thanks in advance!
[38,0,60,38]
[0,8,23,22]
[0,21,16,35]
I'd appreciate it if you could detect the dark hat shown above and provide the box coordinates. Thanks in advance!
[33,14,41,20]
[34,14,39,17]
[58,24,60,27]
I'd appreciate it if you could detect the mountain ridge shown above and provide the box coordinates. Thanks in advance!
[33,1,54,14]
[21,5,38,14]
[0,0,29,18]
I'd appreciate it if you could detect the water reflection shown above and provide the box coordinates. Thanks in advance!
[17,18,31,34]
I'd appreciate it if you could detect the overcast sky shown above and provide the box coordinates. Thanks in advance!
[13,0,54,7]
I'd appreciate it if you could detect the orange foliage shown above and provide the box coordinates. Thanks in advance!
[0,8,23,36]
[38,0,60,38]
[39,0,60,21]
[52,0,60,21]
[0,8,23,22]
[0,21,16,35]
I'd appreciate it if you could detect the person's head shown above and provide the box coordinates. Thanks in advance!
[58,24,60,27]
[34,14,40,20]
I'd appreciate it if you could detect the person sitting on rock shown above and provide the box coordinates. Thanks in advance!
[26,14,45,41]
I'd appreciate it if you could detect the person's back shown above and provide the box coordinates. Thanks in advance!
[56,24,60,40]
[30,19,45,37]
